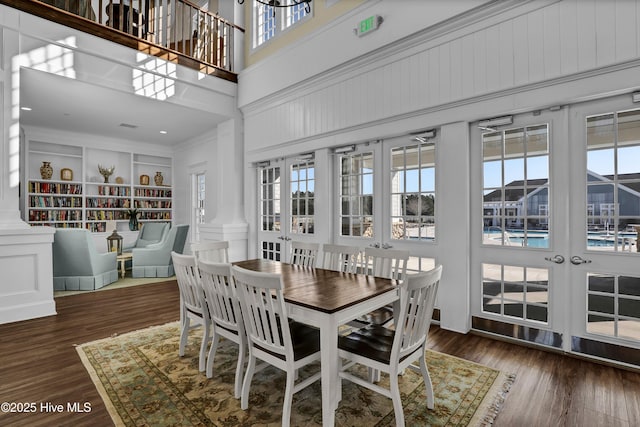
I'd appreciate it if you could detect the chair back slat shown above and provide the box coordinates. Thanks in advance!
[289,241,319,268]
[192,240,229,264]
[171,252,206,313]
[363,247,409,281]
[320,244,361,273]
[198,260,241,332]
[232,266,292,359]
[394,265,442,361]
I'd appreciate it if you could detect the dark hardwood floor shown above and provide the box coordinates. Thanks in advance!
[0,281,638,426]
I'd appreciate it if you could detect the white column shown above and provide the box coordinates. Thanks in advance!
[199,115,248,261]
[0,24,57,324]
[437,122,471,333]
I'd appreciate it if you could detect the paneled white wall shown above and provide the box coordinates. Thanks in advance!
[243,0,640,154]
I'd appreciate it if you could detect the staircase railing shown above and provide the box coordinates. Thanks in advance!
[5,0,242,79]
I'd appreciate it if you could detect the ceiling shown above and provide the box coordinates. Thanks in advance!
[19,68,228,147]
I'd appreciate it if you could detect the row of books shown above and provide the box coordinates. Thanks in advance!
[29,195,82,208]
[134,200,173,209]
[29,210,83,221]
[97,186,131,196]
[29,182,82,195]
[86,198,130,208]
[86,211,128,220]
[134,188,172,198]
[139,212,172,220]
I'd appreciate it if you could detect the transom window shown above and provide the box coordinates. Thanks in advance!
[390,143,436,241]
[253,1,311,48]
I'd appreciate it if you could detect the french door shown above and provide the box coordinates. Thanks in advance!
[333,135,439,273]
[471,97,640,366]
[257,156,318,262]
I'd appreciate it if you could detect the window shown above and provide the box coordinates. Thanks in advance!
[253,1,311,48]
[482,124,550,248]
[290,160,315,234]
[586,109,640,251]
[390,143,436,241]
[340,152,373,237]
[193,172,205,241]
[261,165,281,232]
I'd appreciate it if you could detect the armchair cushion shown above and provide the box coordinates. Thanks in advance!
[53,229,118,291]
[124,222,169,250]
[132,224,189,278]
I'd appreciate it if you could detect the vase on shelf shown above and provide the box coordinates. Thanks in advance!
[129,216,139,231]
[40,161,53,180]
[154,171,164,186]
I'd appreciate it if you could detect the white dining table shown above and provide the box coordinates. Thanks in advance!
[232,259,399,427]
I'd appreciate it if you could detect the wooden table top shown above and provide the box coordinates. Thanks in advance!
[232,259,398,314]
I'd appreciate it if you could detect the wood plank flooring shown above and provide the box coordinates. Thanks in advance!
[0,280,638,426]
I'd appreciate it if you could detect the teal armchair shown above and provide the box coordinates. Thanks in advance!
[124,222,169,251]
[53,229,118,291]
[132,224,189,277]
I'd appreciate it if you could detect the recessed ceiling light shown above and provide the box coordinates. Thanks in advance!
[160,130,168,134]
[21,107,32,111]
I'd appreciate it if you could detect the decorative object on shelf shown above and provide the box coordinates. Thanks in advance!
[154,171,164,186]
[98,165,115,183]
[127,208,140,231]
[40,161,53,180]
[115,176,124,184]
[106,229,123,255]
[140,174,150,185]
[60,168,73,181]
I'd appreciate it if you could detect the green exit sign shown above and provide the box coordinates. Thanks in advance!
[356,15,383,37]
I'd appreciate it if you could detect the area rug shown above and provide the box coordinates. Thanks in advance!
[76,322,515,426]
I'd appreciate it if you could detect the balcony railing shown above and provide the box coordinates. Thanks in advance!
[1,0,243,82]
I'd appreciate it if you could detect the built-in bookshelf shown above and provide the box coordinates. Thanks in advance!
[24,141,173,232]
[27,180,84,228]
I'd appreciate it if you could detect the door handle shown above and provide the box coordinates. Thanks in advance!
[570,255,592,265]
[544,254,565,264]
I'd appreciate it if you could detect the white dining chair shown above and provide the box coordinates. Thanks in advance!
[289,241,320,267]
[191,240,230,264]
[338,265,443,427]
[319,243,361,273]
[198,260,247,398]
[359,247,410,325]
[231,265,322,427]
[171,251,210,372]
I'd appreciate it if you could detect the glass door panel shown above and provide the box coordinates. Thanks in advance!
[258,157,318,262]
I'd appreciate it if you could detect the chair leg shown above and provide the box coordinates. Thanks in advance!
[234,342,246,399]
[206,333,221,378]
[282,371,295,427]
[241,354,256,410]
[179,317,190,357]
[389,371,405,427]
[199,321,210,372]
[419,351,435,410]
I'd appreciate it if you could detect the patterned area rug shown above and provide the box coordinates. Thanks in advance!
[77,322,515,426]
